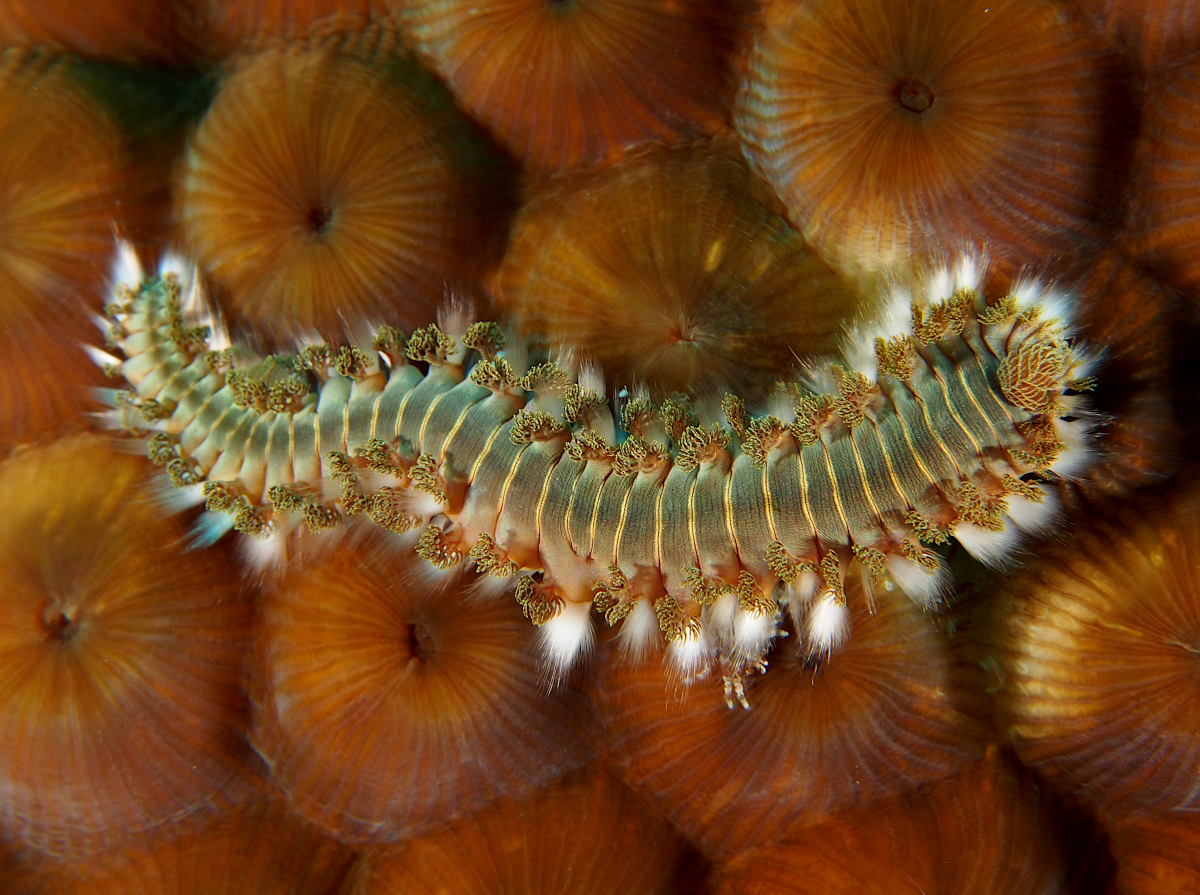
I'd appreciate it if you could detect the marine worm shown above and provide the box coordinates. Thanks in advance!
[96,247,1099,706]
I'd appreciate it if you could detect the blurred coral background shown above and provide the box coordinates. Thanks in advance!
[1,0,1200,892]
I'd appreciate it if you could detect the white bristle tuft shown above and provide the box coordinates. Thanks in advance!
[926,266,954,304]
[499,331,529,377]
[880,286,914,336]
[953,521,1022,568]
[437,294,473,340]
[90,409,124,430]
[707,592,738,640]
[799,358,839,396]
[1048,418,1095,478]
[154,481,207,514]
[90,386,123,407]
[1037,288,1075,332]
[110,241,143,290]
[189,510,237,551]
[840,325,879,378]
[91,312,112,333]
[1068,346,1103,382]
[540,600,594,675]
[237,526,290,571]
[953,252,985,293]
[83,345,122,369]
[733,605,776,655]
[158,252,194,293]
[578,360,605,396]
[768,387,798,424]
[886,553,952,608]
[782,568,821,634]
[667,625,711,684]
[616,598,660,662]
[1010,278,1043,311]
[806,593,850,657]
[466,573,517,604]
[1005,485,1061,536]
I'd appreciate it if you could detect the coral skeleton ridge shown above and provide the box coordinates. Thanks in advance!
[98,247,1098,701]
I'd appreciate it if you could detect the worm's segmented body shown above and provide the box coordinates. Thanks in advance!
[100,249,1097,703]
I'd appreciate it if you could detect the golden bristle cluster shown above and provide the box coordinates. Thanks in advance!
[251,533,592,844]
[341,766,698,894]
[595,578,989,859]
[738,0,1121,274]
[180,39,513,343]
[492,139,861,400]
[714,753,1073,894]
[396,0,753,174]
[0,435,254,858]
[996,480,1200,818]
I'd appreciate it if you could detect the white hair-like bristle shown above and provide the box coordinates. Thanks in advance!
[499,330,529,377]
[706,592,739,641]
[1004,485,1061,536]
[953,521,1022,568]
[840,325,880,378]
[616,598,660,662]
[1066,349,1104,389]
[466,572,518,604]
[83,345,122,369]
[437,294,473,331]
[798,358,839,397]
[540,600,594,676]
[806,593,850,657]
[926,266,954,304]
[667,625,711,684]
[236,526,290,571]
[158,251,194,292]
[768,386,798,425]
[781,569,820,632]
[578,360,605,396]
[110,241,143,291]
[153,481,207,515]
[886,553,951,609]
[578,361,616,443]
[1047,418,1095,479]
[733,605,777,657]
[953,252,985,294]
[1011,278,1075,333]
[189,509,237,551]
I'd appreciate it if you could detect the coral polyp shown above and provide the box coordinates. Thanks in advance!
[0,434,254,859]
[341,767,697,894]
[251,532,592,845]
[396,0,751,173]
[100,249,1098,695]
[492,139,861,401]
[738,0,1120,274]
[997,479,1200,817]
[180,39,513,343]
[596,577,988,859]
[0,50,128,449]
[714,754,1074,894]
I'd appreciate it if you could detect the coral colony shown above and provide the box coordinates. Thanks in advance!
[4,0,1200,890]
